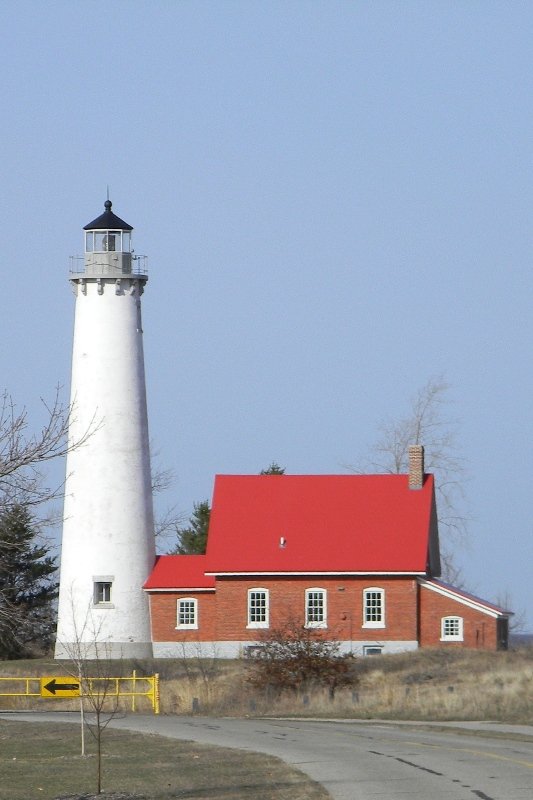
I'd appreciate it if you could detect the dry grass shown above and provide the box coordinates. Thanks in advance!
[1,647,532,723]
[156,647,533,723]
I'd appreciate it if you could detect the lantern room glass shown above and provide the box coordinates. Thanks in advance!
[85,230,131,253]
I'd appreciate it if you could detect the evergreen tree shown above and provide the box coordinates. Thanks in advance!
[260,462,285,475]
[0,504,58,658]
[172,501,210,554]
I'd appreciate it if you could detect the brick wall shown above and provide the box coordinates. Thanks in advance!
[149,578,419,643]
[213,576,419,642]
[149,579,504,652]
[149,577,505,651]
[149,592,216,642]
[418,584,500,649]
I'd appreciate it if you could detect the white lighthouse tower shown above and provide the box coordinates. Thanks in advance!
[55,201,155,659]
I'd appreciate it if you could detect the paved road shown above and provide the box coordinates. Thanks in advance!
[3,713,533,800]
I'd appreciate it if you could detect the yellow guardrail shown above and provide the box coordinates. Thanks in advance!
[0,672,160,714]
[0,677,40,698]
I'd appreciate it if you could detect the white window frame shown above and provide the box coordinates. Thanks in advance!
[247,588,269,628]
[363,587,385,629]
[85,229,131,254]
[305,588,327,628]
[176,598,198,630]
[441,615,464,641]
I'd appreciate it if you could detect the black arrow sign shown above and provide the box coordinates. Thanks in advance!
[44,678,80,695]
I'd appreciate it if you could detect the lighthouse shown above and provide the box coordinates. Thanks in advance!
[55,201,155,659]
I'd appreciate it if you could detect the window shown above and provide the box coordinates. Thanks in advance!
[248,589,269,628]
[363,646,383,656]
[305,588,327,628]
[363,588,385,628]
[85,230,131,253]
[93,581,112,606]
[441,616,463,641]
[177,598,198,629]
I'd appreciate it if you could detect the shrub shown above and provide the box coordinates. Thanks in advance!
[245,617,356,699]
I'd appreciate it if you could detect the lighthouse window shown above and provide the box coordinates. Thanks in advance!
[93,581,113,606]
[92,231,123,253]
[85,230,131,253]
[102,233,116,251]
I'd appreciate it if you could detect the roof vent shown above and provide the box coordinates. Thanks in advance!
[279,536,286,549]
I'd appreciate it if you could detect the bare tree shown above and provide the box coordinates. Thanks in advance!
[0,387,94,511]
[150,445,187,547]
[350,376,468,583]
[59,597,124,795]
[0,388,96,652]
[496,591,522,634]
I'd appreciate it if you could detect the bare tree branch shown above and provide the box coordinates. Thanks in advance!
[154,503,185,545]
[149,446,187,546]
[0,387,96,511]
[346,376,470,582]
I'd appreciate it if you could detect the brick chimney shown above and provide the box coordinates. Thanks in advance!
[408,444,425,489]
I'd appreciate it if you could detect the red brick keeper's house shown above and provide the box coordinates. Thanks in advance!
[144,446,510,657]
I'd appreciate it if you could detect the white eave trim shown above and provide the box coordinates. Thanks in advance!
[206,570,426,577]
[419,579,509,618]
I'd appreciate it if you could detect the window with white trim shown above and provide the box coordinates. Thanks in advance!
[247,589,269,628]
[363,588,385,628]
[441,616,463,641]
[305,588,327,628]
[177,598,198,629]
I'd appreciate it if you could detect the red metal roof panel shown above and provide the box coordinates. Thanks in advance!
[144,554,215,591]
[205,474,437,575]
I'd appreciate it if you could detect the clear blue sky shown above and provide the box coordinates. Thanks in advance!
[1,1,532,631]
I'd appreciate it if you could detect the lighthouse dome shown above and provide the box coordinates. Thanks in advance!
[83,200,133,231]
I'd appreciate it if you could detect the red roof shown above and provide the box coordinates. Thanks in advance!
[143,555,215,591]
[205,474,439,576]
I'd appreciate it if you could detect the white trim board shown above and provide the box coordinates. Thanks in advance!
[419,579,508,618]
